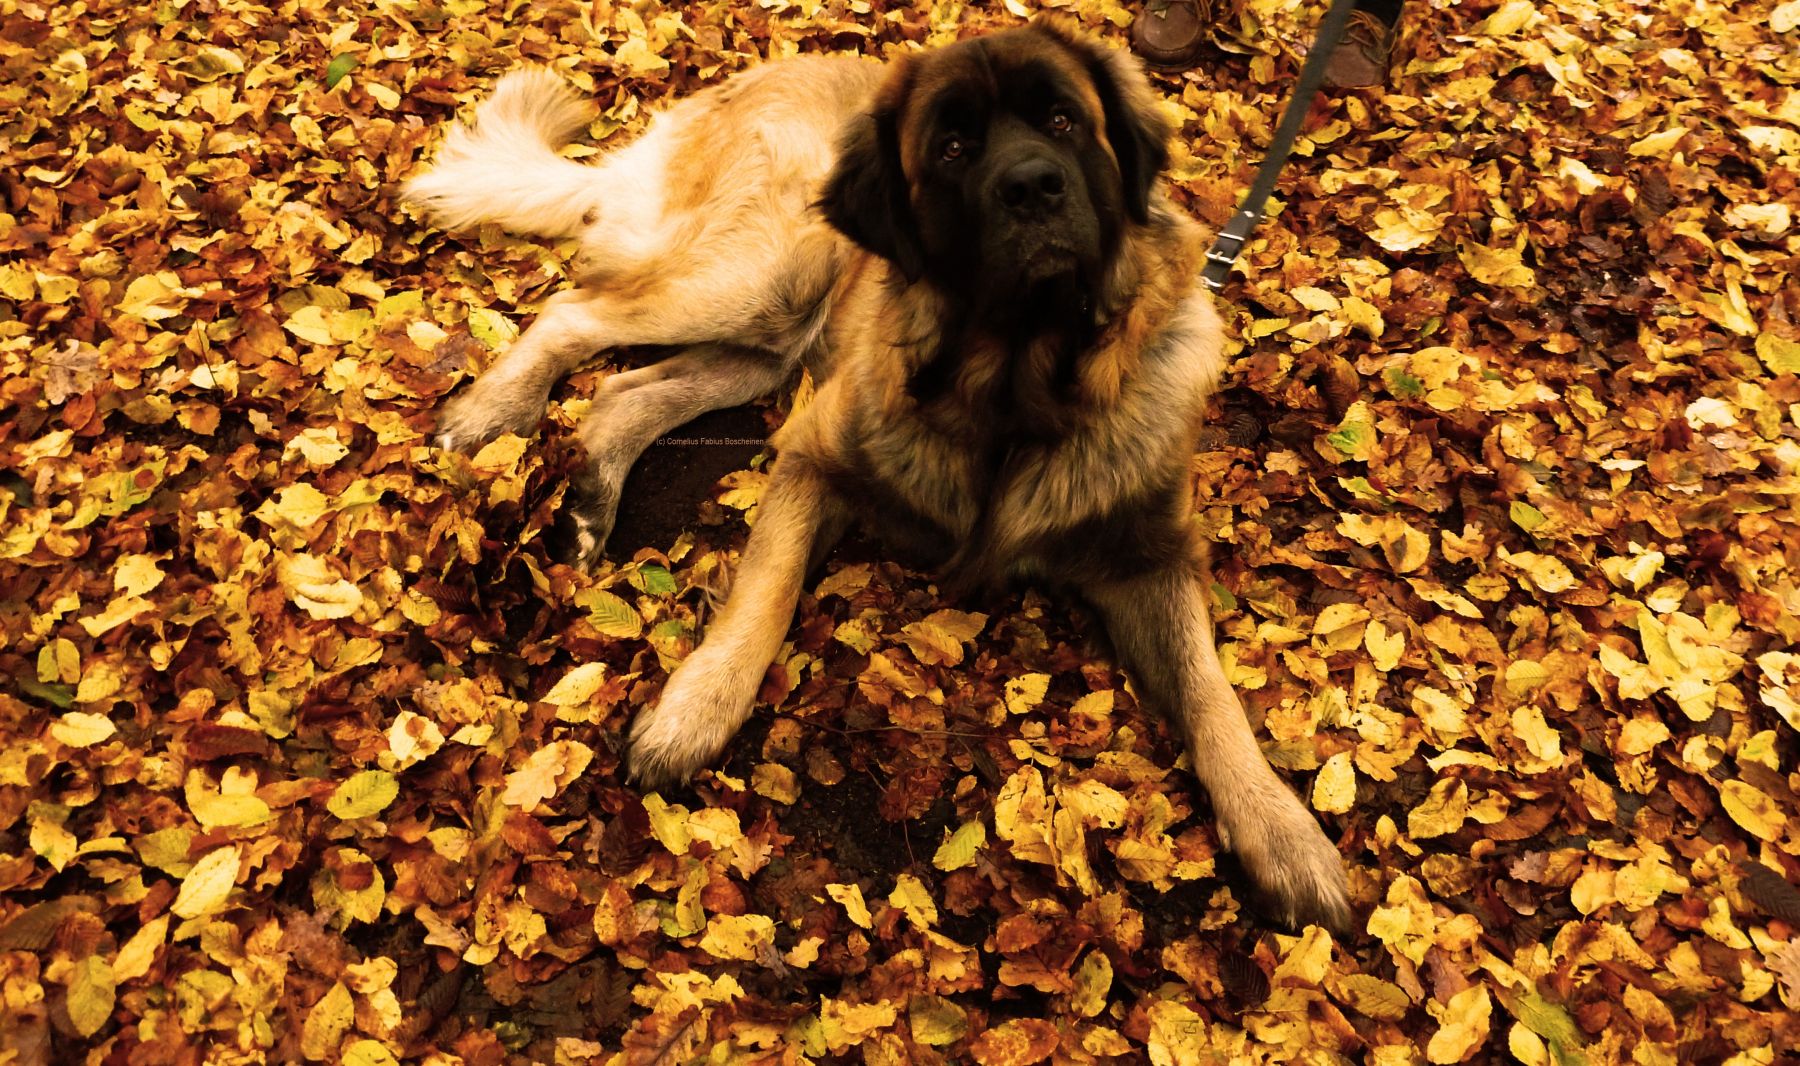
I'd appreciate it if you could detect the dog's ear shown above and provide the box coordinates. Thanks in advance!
[1034,16,1171,224]
[820,70,926,282]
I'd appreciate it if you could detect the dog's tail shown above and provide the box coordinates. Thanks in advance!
[402,68,600,238]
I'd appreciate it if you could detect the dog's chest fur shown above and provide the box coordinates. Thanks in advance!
[780,220,1225,585]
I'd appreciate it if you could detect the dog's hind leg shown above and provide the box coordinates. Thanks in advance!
[555,343,793,568]
[434,288,625,452]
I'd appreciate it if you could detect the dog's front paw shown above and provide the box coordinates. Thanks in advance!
[625,653,756,790]
[435,379,549,453]
[548,476,620,571]
[1220,790,1353,935]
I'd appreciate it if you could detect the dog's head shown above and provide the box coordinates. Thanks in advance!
[821,17,1171,321]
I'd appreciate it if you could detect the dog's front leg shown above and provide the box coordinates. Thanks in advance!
[626,455,845,789]
[1083,562,1353,934]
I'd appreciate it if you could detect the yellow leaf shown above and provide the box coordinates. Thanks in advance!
[662,862,706,938]
[1365,620,1404,671]
[1458,240,1537,289]
[643,794,693,854]
[469,433,528,476]
[1315,601,1371,637]
[1558,156,1604,194]
[1056,779,1129,828]
[313,847,386,928]
[114,914,168,982]
[77,595,151,637]
[288,427,350,465]
[909,994,969,1045]
[1504,659,1549,696]
[1719,780,1787,841]
[1756,332,1800,375]
[1146,1000,1209,1066]
[1628,126,1688,156]
[888,873,937,929]
[50,711,116,748]
[1055,807,1097,894]
[613,37,670,77]
[65,955,115,1037]
[386,711,445,768]
[1312,751,1357,814]
[284,304,338,345]
[1333,973,1412,1021]
[752,763,800,803]
[328,770,399,820]
[699,913,775,961]
[186,775,272,830]
[900,609,988,666]
[1071,950,1112,1017]
[1407,778,1470,839]
[342,1040,400,1066]
[172,845,242,919]
[279,553,364,620]
[498,740,593,808]
[119,272,201,321]
[301,982,354,1061]
[1616,716,1670,756]
[113,554,165,597]
[819,997,898,1053]
[575,587,643,638]
[540,662,608,707]
[932,818,986,871]
[994,767,1055,865]
[1367,876,1435,965]
[1497,548,1577,593]
[30,814,76,871]
[1475,0,1537,34]
[827,883,872,929]
[1510,706,1564,764]
[1427,984,1492,1063]
[1569,864,1614,915]
[1004,673,1050,715]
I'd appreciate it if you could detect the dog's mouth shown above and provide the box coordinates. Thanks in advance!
[1003,233,1087,285]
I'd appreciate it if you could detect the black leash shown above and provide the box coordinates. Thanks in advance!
[1201,0,1363,292]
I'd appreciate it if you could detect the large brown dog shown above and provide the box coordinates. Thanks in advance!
[405,18,1351,931]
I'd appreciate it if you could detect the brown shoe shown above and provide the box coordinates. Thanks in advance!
[1130,0,1217,73]
[1322,8,1400,88]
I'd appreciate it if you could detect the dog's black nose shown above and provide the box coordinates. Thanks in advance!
[997,157,1067,214]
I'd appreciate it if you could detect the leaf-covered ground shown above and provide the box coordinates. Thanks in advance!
[3,0,1800,1061]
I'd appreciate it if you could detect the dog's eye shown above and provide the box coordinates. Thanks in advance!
[1047,111,1073,134]
[940,136,966,162]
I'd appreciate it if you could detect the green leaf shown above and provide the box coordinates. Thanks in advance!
[631,563,677,596]
[1325,421,1372,459]
[324,54,358,90]
[1511,501,1547,532]
[327,770,398,820]
[16,676,74,709]
[1513,989,1590,1066]
[1384,367,1425,398]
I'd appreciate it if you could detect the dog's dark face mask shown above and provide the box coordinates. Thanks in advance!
[820,18,1172,333]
